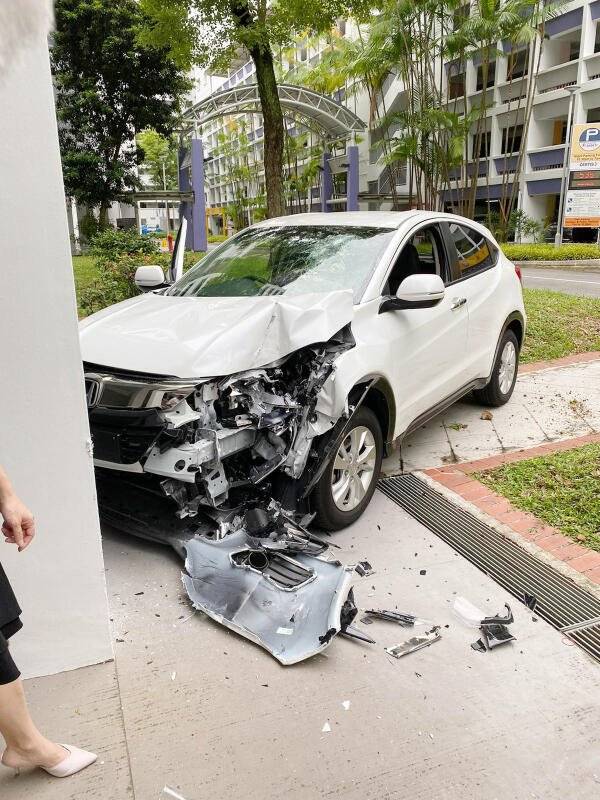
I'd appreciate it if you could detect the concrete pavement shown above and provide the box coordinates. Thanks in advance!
[3,492,600,799]
[384,358,600,474]
[522,266,600,297]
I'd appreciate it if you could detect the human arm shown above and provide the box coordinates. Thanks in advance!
[0,465,35,552]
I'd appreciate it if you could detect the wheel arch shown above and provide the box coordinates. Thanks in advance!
[504,311,525,349]
[348,376,396,453]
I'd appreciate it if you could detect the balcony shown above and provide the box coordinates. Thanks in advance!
[536,60,578,94]
[585,53,600,83]
[498,77,527,104]
[448,160,489,180]
[495,155,519,174]
[528,145,565,171]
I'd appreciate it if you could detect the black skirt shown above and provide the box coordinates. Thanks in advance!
[0,561,22,684]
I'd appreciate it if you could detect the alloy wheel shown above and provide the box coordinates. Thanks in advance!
[331,425,377,511]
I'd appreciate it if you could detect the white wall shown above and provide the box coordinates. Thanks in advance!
[0,4,113,678]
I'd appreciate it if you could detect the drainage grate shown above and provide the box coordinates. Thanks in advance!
[379,474,600,663]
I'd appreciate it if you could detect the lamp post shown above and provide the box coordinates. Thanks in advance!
[555,84,579,247]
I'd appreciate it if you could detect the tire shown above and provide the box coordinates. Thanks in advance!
[312,406,383,531]
[473,329,519,407]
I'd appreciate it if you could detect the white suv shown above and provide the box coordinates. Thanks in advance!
[80,211,525,533]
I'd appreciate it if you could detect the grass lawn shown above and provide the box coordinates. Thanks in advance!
[475,444,600,552]
[520,288,600,363]
[72,254,99,291]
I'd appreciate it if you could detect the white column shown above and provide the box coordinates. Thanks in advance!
[0,3,112,678]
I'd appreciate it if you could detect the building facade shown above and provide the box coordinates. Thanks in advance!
[190,0,600,236]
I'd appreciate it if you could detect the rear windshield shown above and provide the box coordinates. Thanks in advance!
[166,225,395,302]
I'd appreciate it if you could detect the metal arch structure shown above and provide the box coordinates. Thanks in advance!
[178,84,367,251]
[182,83,366,141]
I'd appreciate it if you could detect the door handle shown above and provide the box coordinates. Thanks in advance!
[451,297,467,310]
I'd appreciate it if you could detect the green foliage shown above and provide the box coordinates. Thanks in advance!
[486,209,546,243]
[90,228,159,266]
[136,129,179,190]
[52,0,190,217]
[78,244,200,317]
[502,243,600,261]
[476,444,600,551]
[521,288,600,362]
[78,210,100,244]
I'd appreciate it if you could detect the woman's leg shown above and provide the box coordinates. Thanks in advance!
[0,677,66,769]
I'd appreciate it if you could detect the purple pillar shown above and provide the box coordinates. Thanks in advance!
[346,145,359,211]
[321,151,333,213]
[190,138,207,252]
[178,144,192,249]
[178,138,207,252]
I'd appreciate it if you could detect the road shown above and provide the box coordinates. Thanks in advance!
[521,266,600,298]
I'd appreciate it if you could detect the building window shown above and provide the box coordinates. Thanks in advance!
[595,22,600,53]
[476,61,496,91]
[449,72,466,99]
[507,49,528,80]
[473,131,491,158]
[501,124,523,154]
[453,4,469,31]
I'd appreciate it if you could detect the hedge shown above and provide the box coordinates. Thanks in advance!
[500,243,600,261]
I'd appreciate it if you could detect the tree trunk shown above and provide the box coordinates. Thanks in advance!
[98,203,110,229]
[250,44,285,218]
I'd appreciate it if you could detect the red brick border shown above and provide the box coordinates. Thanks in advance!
[520,351,600,374]
[424,432,600,586]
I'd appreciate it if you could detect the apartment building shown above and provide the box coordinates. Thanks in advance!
[189,1,600,232]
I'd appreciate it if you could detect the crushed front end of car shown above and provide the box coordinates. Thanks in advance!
[85,324,355,527]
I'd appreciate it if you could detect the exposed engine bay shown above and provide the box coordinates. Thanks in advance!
[86,325,356,530]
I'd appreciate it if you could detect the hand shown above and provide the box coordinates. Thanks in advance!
[1,494,36,552]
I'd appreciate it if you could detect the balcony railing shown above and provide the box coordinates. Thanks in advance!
[528,146,565,171]
[495,155,519,174]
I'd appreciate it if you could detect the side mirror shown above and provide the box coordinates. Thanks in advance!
[134,265,166,292]
[379,273,445,313]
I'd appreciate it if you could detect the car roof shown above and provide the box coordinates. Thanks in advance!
[252,211,429,230]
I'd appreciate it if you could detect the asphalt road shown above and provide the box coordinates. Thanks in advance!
[521,266,600,298]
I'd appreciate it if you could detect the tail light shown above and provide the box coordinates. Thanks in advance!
[514,264,522,284]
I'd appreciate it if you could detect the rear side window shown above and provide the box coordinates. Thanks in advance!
[448,223,497,279]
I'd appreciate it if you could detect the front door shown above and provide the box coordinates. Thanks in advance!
[376,222,470,436]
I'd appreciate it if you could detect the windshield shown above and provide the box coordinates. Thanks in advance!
[166,225,395,302]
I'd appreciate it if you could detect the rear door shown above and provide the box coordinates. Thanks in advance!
[442,221,505,380]
[376,222,470,435]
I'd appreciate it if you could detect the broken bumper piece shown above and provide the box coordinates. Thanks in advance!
[182,530,355,665]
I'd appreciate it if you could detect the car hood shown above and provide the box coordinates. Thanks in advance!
[79,290,354,378]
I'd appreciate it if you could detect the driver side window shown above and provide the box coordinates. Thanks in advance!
[385,225,449,295]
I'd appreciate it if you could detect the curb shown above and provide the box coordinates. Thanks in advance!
[416,471,600,602]
[423,432,600,588]
[515,260,600,271]
[520,351,600,374]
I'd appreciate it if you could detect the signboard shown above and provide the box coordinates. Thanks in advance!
[565,125,600,228]
[569,124,600,172]
[564,189,600,228]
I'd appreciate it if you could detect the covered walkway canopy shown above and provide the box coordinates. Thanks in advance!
[181,83,366,140]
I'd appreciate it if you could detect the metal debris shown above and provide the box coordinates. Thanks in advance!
[385,628,441,659]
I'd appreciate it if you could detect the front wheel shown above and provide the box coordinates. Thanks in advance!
[473,329,519,407]
[312,406,383,531]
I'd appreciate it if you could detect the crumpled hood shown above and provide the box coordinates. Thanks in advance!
[79,290,354,378]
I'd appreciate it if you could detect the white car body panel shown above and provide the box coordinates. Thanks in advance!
[80,289,354,378]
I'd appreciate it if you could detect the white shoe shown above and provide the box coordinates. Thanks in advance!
[41,744,97,778]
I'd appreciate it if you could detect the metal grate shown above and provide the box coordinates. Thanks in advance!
[379,474,600,663]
